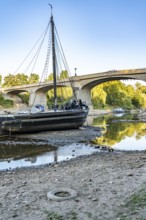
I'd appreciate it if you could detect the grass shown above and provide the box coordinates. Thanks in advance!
[117,188,146,220]
[46,211,64,220]
[46,211,78,220]
[125,189,146,211]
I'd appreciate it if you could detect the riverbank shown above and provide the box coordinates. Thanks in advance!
[1,151,146,220]
[0,110,146,219]
[0,108,112,115]
[0,120,146,220]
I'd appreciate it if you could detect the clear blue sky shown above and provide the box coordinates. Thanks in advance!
[0,0,146,79]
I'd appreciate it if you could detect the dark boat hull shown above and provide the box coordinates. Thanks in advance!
[1,109,88,133]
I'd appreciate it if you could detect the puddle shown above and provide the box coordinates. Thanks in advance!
[0,142,103,170]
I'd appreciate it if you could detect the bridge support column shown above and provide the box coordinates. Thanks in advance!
[75,88,93,109]
[29,92,47,110]
[29,92,36,107]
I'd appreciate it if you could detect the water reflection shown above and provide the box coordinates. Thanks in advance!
[92,113,146,151]
[0,143,100,170]
[0,139,56,160]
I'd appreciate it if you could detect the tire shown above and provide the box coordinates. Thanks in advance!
[47,188,77,201]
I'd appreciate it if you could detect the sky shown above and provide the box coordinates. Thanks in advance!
[0,0,146,84]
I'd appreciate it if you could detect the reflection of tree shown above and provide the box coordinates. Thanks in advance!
[92,116,146,147]
[0,142,54,160]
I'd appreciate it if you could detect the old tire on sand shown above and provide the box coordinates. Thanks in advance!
[47,188,77,201]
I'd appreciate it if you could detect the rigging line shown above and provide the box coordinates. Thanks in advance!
[32,22,51,76]
[54,31,66,75]
[54,25,77,99]
[54,26,71,78]
[19,22,51,112]
[13,22,50,75]
[54,38,69,99]
[42,27,52,82]
[51,43,67,99]
[24,22,50,74]
[40,25,52,83]
[55,38,68,80]
[53,34,74,100]
[55,38,63,75]
[31,22,52,107]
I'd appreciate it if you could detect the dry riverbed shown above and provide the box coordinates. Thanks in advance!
[0,126,146,220]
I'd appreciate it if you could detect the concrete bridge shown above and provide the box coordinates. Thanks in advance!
[3,68,146,109]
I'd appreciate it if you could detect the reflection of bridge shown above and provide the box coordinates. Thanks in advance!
[3,68,146,109]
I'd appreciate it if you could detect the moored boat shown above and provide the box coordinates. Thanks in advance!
[1,5,89,134]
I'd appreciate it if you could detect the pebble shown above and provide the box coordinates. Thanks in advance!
[92,198,98,201]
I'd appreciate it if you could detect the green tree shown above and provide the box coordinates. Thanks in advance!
[3,74,16,87]
[18,92,29,104]
[0,74,2,85]
[47,73,53,81]
[16,73,28,85]
[91,84,106,108]
[60,70,68,79]
[28,73,39,84]
[0,93,13,108]
[3,73,28,87]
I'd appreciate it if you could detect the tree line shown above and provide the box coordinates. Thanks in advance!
[92,80,146,109]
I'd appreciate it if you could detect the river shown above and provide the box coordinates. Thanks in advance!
[0,112,146,170]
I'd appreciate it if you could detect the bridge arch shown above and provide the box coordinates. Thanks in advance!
[76,76,136,109]
[81,76,135,90]
[4,89,30,107]
[30,84,72,107]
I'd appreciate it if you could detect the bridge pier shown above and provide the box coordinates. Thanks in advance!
[29,91,47,109]
[75,88,93,109]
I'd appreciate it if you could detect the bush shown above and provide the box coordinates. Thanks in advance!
[18,93,29,104]
[0,93,14,108]
[1,99,14,108]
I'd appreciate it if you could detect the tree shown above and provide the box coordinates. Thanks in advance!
[0,74,2,85]
[3,73,28,87]
[47,73,53,81]
[3,74,16,87]
[0,93,13,108]
[28,73,39,84]
[18,92,29,104]
[91,84,106,108]
[60,70,69,79]
[15,73,28,85]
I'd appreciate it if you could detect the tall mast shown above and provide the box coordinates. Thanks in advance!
[49,4,57,108]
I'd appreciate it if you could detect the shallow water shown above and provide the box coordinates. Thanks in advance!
[0,113,146,170]
[90,113,146,151]
[0,143,101,170]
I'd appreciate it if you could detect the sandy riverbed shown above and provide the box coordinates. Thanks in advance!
[0,124,146,220]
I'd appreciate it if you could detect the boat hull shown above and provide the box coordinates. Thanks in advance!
[1,109,88,133]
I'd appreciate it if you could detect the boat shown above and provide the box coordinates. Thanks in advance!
[1,5,89,134]
[113,107,124,114]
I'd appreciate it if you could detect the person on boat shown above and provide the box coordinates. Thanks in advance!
[70,99,77,109]
[35,105,44,112]
[79,99,83,109]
